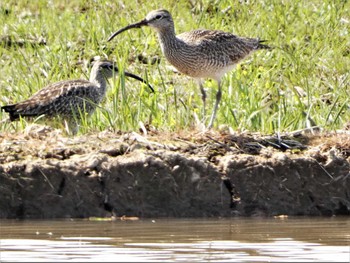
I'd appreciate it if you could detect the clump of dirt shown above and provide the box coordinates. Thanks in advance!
[0,124,349,219]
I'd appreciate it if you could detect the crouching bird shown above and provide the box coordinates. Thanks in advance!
[1,60,153,134]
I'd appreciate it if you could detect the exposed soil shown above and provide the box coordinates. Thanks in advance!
[0,124,349,219]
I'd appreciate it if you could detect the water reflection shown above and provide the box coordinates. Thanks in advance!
[1,217,349,262]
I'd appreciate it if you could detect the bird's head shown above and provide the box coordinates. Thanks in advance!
[91,60,154,92]
[107,9,173,42]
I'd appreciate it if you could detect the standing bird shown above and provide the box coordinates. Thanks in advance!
[108,9,271,129]
[1,60,153,134]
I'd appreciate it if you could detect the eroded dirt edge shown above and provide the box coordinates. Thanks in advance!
[1,125,349,219]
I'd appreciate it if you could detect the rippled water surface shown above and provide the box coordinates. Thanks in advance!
[1,217,349,262]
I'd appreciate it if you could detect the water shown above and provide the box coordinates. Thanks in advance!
[0,217,349,262]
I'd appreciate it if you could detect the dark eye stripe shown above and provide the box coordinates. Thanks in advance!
[101,64,113,70]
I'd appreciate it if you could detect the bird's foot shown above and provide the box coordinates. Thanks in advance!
[193,112,211,133]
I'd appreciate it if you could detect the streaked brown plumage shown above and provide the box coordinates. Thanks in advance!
[1,60,153,134]
[108,9,271,129]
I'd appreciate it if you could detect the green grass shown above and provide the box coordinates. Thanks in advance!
[0,0,349,135]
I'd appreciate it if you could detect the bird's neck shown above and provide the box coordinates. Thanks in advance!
[156,26,180,54]
[90,72,108,93]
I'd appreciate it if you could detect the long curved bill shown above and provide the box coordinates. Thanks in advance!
[107,19,148,42]
[124,71,154,93]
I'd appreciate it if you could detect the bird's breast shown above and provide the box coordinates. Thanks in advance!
[163,46,236,79]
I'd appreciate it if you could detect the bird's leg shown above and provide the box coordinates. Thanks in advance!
[207,80,222,129]
[198,80,206,121]
[64,119,79,136]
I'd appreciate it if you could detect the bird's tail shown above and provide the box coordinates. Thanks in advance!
[1,104,20,121]
[257,39,272,50]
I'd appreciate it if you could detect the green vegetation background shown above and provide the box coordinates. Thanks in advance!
[0,0,349,134]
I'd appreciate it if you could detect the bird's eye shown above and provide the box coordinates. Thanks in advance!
[155,15,162,20]
[104,65,113,71]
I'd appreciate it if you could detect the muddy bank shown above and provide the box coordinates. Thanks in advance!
[0,125,349,219]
